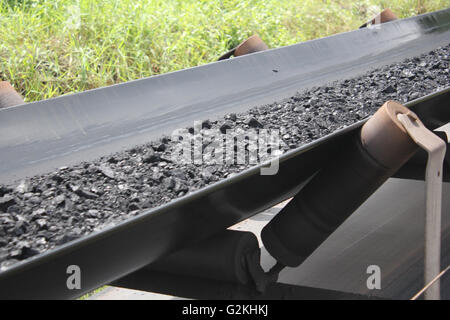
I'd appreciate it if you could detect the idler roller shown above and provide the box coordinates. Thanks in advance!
[262,101,420,267]
[218,34,268,60]
[0,81,24,109]
[360,8,398,28]
[147,230,260,285]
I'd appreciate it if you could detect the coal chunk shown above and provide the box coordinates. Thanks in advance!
[156,143,167,152]
[10,242,40,260]
[227,113,237,121]
[51,174,64,184]
[163,177,176,190]
[220,121,234,134]
[53,194,66,206]
[20,247,40,259]
[107,156,118,164]
[99,164,115,179]
[55,233,81,245]
[143,149,160,163]
[74,189,98,199]
[87,210,100,218]
[127,203,141,212]
[13,220,28,236]
[0,186,13,197]
[202,120,212,129]
[6,204,20,214]
[0,195,16,212]
[382,85,396,94]
[36,218,48,229]
[244,117,263,128]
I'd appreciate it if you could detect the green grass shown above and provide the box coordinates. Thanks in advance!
[77,285,106,300]
[0,0,448,102]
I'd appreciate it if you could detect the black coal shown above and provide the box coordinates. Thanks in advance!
[0,44,449,270]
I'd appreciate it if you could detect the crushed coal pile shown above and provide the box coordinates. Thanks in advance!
[0,44,449,271]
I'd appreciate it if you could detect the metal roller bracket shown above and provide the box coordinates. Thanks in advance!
[435,123,450,144]
[244,250,284,293]
[397,114,447,300]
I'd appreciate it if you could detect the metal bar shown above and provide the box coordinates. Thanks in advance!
[397,115,447,299]
[435,123,450,143]
[411,265,450,300]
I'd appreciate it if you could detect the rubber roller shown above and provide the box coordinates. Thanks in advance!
[218,35,268,61]
[0,81,24,108]
[147,230,260,285]
[262,101,420,267]
[360,8,398,28]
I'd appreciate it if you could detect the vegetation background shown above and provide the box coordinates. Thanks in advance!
[0,0,448,102]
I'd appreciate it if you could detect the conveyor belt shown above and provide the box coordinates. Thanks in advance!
[0,9,449,299]
[0,88,447,299]
[0,9,449,184]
